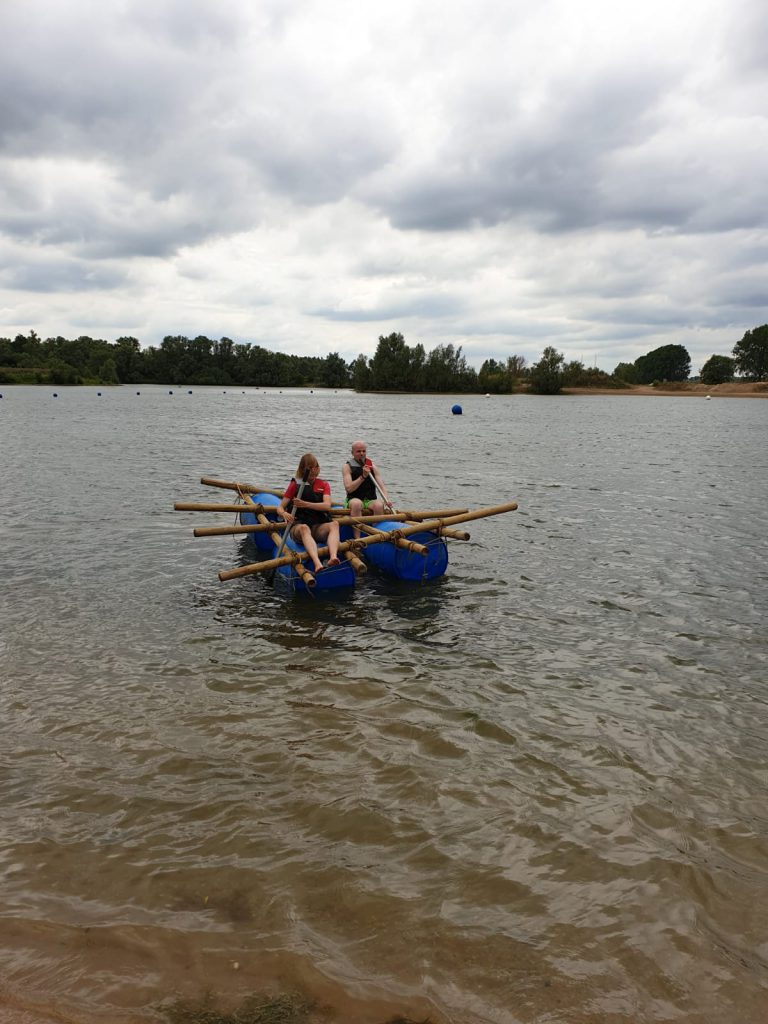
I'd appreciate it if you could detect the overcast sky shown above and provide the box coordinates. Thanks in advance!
[1,0,766,372]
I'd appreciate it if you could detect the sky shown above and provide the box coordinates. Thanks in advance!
[1,0,767,373]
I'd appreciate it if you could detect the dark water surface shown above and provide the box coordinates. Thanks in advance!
[1,386,766,1023]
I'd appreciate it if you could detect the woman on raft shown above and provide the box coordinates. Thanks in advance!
[277,453,341,575]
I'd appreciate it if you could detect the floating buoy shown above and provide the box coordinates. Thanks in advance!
[97,392,102,396]
[451,404,462,415]
[136,391,141,395]
[485,393,490,397]
[188,390,193,394]
[706,395,711,401]
[53,393,58,398]
[168,390,173,395]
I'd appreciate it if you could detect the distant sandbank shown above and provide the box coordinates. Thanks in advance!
[563,382,768,398]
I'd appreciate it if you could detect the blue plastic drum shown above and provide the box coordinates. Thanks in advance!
[241,493,354,591]
[274,535,355,592]
[344,519,448,580]
[239,492,281,553]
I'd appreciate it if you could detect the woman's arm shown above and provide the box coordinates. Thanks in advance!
[277,480,297,520]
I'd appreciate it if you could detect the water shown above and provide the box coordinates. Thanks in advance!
[1,386,766,1024]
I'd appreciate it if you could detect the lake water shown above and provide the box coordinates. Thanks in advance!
[1,385,766,1024]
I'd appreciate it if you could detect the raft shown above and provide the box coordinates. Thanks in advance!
[174,476,519,589]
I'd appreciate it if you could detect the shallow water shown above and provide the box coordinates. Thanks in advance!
[1,386,767,1023]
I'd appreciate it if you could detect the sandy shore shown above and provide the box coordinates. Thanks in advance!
[562,381,768,397]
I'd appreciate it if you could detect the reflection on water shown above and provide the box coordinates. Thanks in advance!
[1,387,767,1024]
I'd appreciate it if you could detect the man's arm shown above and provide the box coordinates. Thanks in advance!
[342,462,364,494]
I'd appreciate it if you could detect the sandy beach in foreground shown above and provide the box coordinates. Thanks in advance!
[564,381,768,397]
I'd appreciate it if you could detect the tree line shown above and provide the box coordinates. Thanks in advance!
[1,325,766,392]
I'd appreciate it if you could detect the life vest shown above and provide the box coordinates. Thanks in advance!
[290,478,331,527]
[346,460,377,502]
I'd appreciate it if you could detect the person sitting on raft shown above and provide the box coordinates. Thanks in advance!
[342,440,393,536]
[278,453,341,575]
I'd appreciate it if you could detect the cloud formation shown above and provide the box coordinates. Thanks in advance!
[1,0,766,371]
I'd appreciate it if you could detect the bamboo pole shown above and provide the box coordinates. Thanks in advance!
[201,477,284,497]
[192,510,470,538]
[344,549,367,575]
[175,501,273,513]
[194,521,282,538]
[219,502,517,581]
[179,500,471,519]
[405,521,470,541]
[357,523,428,555]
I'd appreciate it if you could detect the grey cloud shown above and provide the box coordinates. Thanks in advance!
[0,1,397,258]
[362,66,671,232]
[0,256,126,292]
[309,293,464,322]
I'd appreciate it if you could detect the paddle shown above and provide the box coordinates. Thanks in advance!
[268,469,310,585]
[364,458,394,513]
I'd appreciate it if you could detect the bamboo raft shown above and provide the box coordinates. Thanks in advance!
[174,476,518,592]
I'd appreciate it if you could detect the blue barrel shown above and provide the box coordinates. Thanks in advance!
[241,493,354,591]
[274,535,355,592]
[240,492,281,553]
[343,520,448,580]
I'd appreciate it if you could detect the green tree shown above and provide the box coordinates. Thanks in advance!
[478,357,508,393]
[528,346,564,394]
[700,354,735,385]
[115,337,142,383]
[0,337,16,366]
[49,360,82,385]
[634,344,690,384]
[613,361,640,383]
[350,353,371,391]
[423,343,477,392]
[369,333,416,390]
[733,324,768,381]
[321,352,350,388]
[97,357,119,384]
[506,354,527,384]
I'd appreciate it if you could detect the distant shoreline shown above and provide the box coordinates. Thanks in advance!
[563,382,768,398]
[2,381,767,398]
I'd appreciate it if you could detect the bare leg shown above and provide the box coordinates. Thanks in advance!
[292,523,323,573]
[315,521,340,565]
[348,497,364,538]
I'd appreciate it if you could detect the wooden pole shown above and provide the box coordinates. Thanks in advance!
[201,477,284,497]
[405,521,470,540]
[179,500,471,519]
[218,501,517,581]
[194,522,283,538]
[357,523,428,555]
[344,549,367,575]
[192,511,470,538]
[175,501,274,513]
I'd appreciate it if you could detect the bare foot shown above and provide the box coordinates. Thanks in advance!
[312,562,323,573]
[327,557,340,567]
